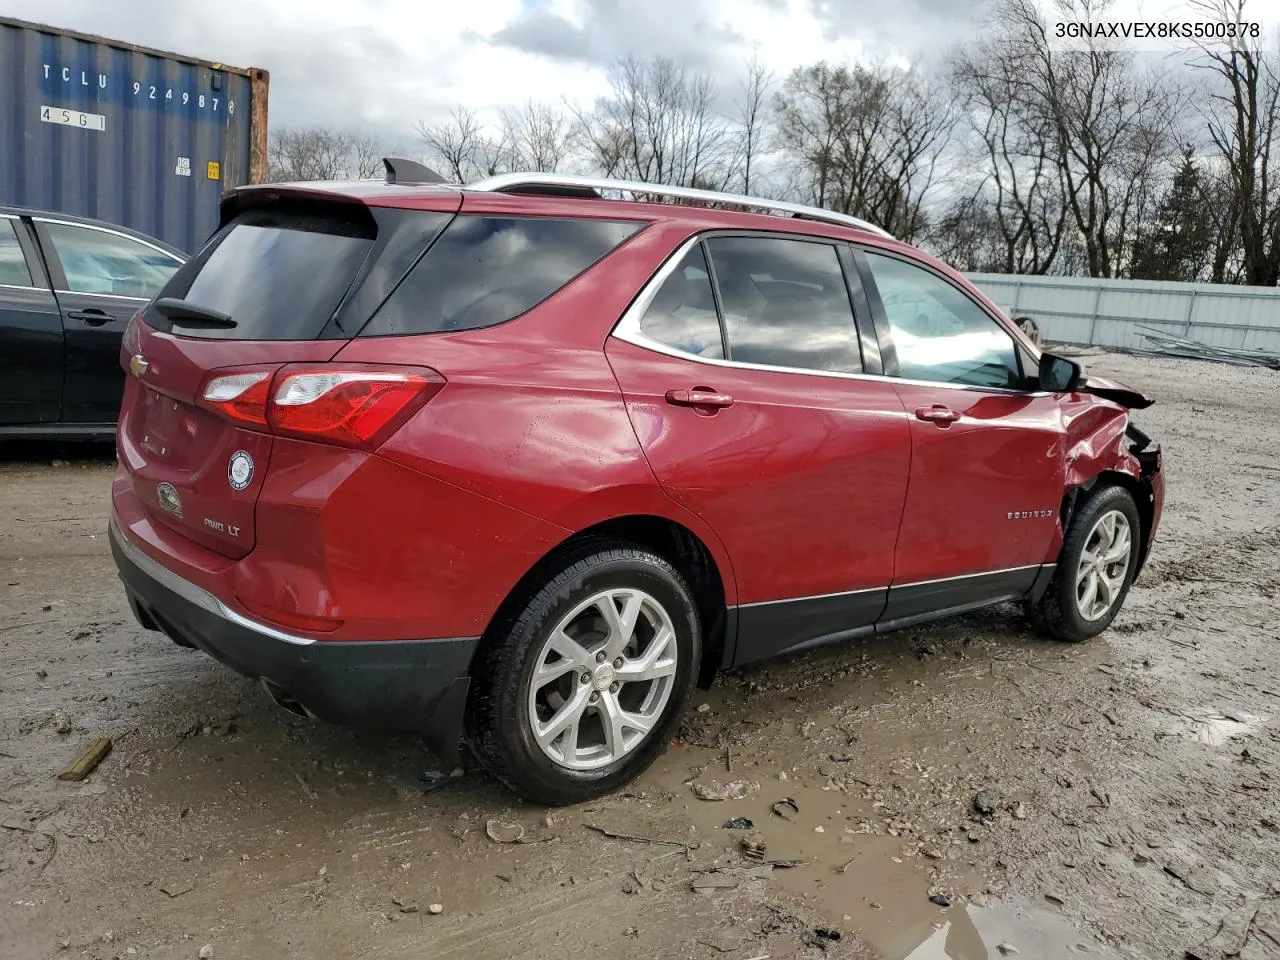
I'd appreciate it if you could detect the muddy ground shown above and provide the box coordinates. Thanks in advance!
[1,351,1278,960]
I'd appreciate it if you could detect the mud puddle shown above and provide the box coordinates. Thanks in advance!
[677,774,1110,959]
[904,902,1117,959]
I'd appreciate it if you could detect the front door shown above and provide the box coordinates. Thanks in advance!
[858,249,1066,625]
[606,235,912,664]
[36,219,182,424]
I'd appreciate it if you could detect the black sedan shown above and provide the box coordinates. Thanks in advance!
[0,207,185,438]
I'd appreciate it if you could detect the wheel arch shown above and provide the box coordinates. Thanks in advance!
[1059,468,1155,575]
[473,514,734,690]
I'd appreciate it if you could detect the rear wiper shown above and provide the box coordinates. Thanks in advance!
[151,297,237,329]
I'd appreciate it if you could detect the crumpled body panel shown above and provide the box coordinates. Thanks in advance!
[1046,392,1164,572]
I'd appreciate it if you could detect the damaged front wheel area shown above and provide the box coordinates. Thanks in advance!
[1030,484,1142,642]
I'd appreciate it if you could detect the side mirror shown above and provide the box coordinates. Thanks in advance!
[1039,352,1083,393]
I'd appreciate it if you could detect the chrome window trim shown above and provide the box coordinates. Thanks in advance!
[34,217,184,264]
[732,564,1046,610]
[0,282,45,293]
[109,516,317,647]
[53,289,149,302]
[610,234,1051,398]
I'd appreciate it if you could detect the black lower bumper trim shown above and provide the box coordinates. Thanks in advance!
[110,522,478,759]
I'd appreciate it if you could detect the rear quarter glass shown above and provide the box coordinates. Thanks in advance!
[358,216,644,337]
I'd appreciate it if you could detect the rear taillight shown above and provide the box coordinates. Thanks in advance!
[122,312,143,356]
[197,364,444,449]
[199,369,274,428]
[269,366,444,448]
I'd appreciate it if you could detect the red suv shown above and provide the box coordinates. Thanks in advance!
[109,166,1164,804]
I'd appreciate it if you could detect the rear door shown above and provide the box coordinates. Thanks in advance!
[116,192,458,558]
[607,233,912,664]
[0,215,63,425]
[35,218,183,423]
[856,248,1066,624]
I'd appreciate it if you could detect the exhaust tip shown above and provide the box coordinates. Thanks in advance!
[261,678,315,719]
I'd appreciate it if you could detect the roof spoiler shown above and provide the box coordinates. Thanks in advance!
[383,157,447,185]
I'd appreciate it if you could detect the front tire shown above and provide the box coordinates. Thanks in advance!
[1030,484,1141,642]
[466,543,700,805]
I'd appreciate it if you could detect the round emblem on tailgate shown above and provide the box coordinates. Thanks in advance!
[227,450,255,491]
[157,482,182,516]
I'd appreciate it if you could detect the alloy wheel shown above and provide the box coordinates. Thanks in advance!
[526,588,678,771]
[1075,509,1133,622]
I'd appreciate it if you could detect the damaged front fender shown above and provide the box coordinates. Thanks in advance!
[1053,399,1165,576]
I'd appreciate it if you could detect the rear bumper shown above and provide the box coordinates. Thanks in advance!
[109,516,477,759]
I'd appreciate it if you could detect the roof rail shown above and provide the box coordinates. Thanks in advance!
[466,172,894,239]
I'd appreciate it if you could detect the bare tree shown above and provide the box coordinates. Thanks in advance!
[1190,0,1280,285]
[730,54,775,195]
[498,101,577,172]
[351,135,386,180]
[268,127,390,182]
[775,61,953,242]
[1204,160,1245,281]
[383,22,1268,279]
[950,26,1070,273]
[1011,0,1182,276]
[574,56,735,189]
[416,107,496,183]
[945,0,1183,277]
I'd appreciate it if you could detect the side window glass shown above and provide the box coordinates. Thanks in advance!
[364,216,641,336]
[705,236,861,374]
[0,220,32,286]
[42,223,180,299]
[637,244,724,359]
[863,252,1021,389]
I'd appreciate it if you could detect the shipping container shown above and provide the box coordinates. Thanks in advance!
[0,16,268,254]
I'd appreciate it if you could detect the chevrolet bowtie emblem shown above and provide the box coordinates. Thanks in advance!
[129,354,150,378]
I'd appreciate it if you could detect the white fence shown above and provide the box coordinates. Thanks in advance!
[965,273,1280,354]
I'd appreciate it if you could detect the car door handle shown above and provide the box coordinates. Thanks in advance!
[665,388,734,409]
[67,309,113,326]
[915,404,961,425]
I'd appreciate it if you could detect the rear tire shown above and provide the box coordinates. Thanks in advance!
[466,542,700,806]
[1030,484,1141,642]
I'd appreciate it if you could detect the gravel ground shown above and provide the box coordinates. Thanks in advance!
[1,350,1277,960]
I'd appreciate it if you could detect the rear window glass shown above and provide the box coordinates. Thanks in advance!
[707,236,862,374]
[360,216,642,337]
[156,206,375,340]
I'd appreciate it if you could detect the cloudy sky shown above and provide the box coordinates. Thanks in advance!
[13,0,1280,148]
